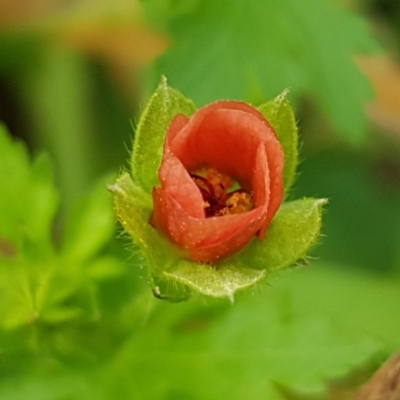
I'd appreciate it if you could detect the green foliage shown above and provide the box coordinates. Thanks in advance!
[61,174,116,265]
[0,126,125,373]
[0,124,398,400]
[0,124,58,252]
[292,149,400,273]
[286,262,400,353]
[148,0,379,143]
[104,291,380,400]
[2,263,394,400]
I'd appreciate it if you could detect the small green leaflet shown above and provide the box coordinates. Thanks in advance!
[131,76,197,193]
[258,89,298,191]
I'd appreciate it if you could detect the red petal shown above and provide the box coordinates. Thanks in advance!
[171,107,272,183]
[166,114,190,143]
[171,104,284,226]
[152,101,284,263]
[152,187,267,262]
[158,114,205,219]
[252,143,270,238]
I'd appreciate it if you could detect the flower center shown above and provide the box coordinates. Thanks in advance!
[190,167,253,217]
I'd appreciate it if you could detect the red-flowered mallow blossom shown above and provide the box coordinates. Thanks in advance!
[150,101,284,263]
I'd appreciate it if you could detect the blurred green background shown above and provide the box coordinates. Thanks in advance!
[1,0,400,399]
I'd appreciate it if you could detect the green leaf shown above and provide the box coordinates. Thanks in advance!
[0,261,36,331]
[1,263,395,400]
[237,198,327,271]
[26,154,59,254]
[142,0,200,28]
[85,257,125,281]
[0,373,90,400]
[131,76,197,193]
[101,289,381,400]
[61,175,116,264]
[258,90,298,191]
[283,262,400,352]
[0,124,58,254]
[292,150,400,273]
[152,0,379,143]
[0,257,98,331]
[0,124,31,245]
[288,0,378,144]
[25,47,98,210]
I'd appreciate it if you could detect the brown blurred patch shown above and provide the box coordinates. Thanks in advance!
[0,0,169,65]
[55,18,169,102]
[0,236,17,258]
[0,0,60,24]
[0,0,170,102]
[357,55,400,140]
[354,351,400,400]
[58,22,169,66]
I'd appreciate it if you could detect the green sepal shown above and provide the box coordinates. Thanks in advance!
[108,172,177,268]
[131,76,197,193]
[110,172,192,303]
[237,198,327,271]
[110,175,327,302]
[110,172,266,302]
[258,90,299,191]
[151,273,192,302]
[109,172,187,303]
[164,261,265,303]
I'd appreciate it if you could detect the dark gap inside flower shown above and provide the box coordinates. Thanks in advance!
[190,167,253,217]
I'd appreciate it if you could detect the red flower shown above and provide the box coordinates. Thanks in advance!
[150,101,284,263]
